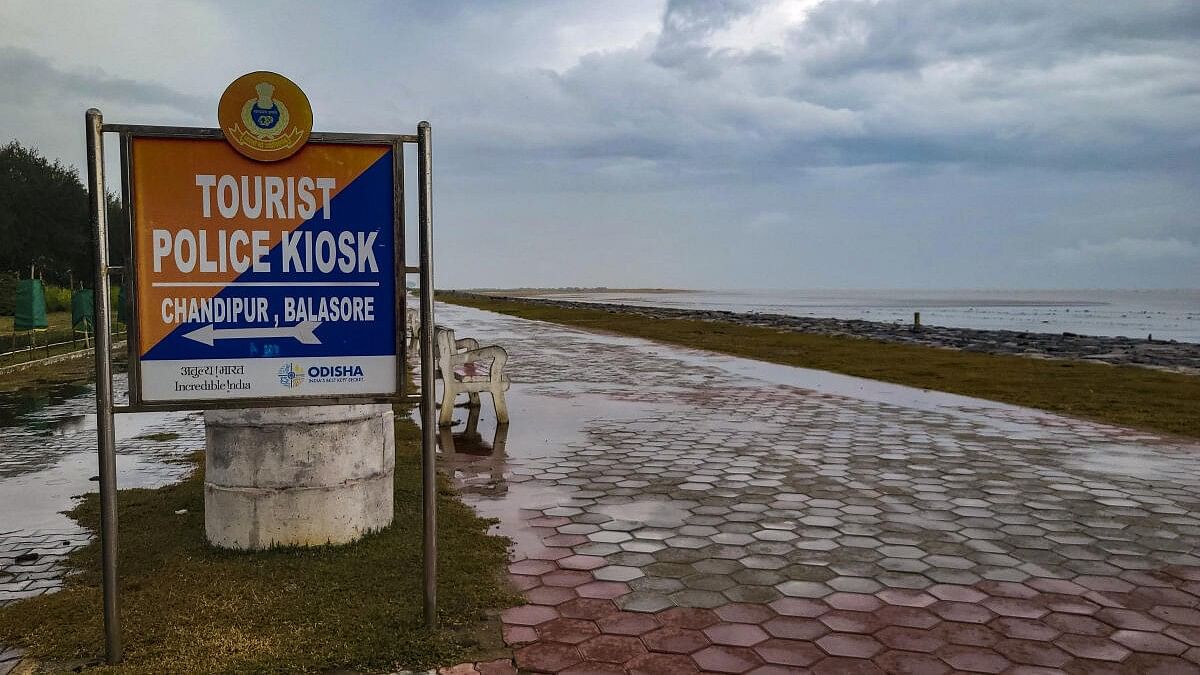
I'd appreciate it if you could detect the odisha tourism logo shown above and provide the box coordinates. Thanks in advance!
[306,364,366,383]
[278,363,305,388]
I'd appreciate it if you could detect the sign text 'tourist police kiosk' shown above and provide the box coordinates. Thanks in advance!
[133,72,397,401]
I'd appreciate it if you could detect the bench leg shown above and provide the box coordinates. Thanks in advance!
[492,387,509,425]
[438,385,457,426]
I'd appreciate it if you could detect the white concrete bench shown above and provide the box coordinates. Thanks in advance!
[405,307,420,351]
[434,326,510,427]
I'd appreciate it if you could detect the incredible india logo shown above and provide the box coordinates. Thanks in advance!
[218,71,313,161]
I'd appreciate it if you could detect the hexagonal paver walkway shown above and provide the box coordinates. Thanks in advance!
[434,302,1200,674]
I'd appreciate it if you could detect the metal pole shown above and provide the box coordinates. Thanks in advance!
[85,108,122,664]
[417,121,438,627]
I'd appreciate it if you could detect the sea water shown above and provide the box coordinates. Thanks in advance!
[532,289,1200,344]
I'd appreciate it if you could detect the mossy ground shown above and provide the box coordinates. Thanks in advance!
[0,410,520,673]
[442,292,1200,439]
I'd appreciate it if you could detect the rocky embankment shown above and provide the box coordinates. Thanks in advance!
[458,293,1200,375]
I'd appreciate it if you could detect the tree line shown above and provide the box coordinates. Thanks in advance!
[1,140,127,313]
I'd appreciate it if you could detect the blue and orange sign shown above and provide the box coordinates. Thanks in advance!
[131,113,397,401]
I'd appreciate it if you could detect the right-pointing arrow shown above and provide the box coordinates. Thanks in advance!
[182,321,322,346]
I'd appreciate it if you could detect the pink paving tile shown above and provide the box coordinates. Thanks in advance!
[1120,653,1200,675]
[526,585,578,606]
[515,642,583,673]
[657,606,720,629]
[1026,577,1088,595]
[768,597,829,618]
[825,592,884,612]
[578,634,647,663]
[873,649,952,675]
[932,621,1001,647]
[1044,612,1112,636]
[876,626,946,653]
[1132,587,1198,608]
[1151,605,1200,626]
[509,574,541,591]
[528,516,571,528]
[993,638,1071,668]
[1110,629,1188,655]
[1041,593,1101,615]
[875,605,940,629]
[746,666,799,675]
[528,547,574,561]
[875,588,936,607]
[596,611,660,636]
[1074,575,1134,593]
[762,616,828,640]
[501,604,560,626]
[936,644,1011,674]
[752,638,824,666]
[575,581,630,600]
[929,584,987,603]
[642,626,711,654]
[1081,590,1123,609]
[537,617,601,645]
[503,624,538,646]
[1120,570,1176,588]
[1167,566,1200,582]
[543,533,589,547]
[542,570,595,588]
[510,559,558,575]
[818,609,886,634]
[626,652,700,675]
[976,580,1038,599]
[816,632,884,658]
[812,656,885,674]
[990,616,1060,641]
[715,603,776,624]
[1094,607,1167,631]
[981,597,1048,619]
[692,645,765,673]
[703,623,771,647]
[1055,634,1131,661]
[560,598,620,620]
[560,662,625,675]
[559,555,607,571]
[1168,625,1200,647]
[930,601,996,624]
[477,659,517,675]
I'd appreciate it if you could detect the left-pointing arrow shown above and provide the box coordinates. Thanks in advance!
[182,321,322,346]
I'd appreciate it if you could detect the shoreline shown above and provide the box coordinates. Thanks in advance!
[458,292,1200,375]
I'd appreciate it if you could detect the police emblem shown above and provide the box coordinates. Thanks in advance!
[218,71,313,161]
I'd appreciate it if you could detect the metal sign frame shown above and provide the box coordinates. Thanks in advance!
[84,110,440,664]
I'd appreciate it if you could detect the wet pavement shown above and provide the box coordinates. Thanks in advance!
[0,375,203,608]
[435,302,1200,674]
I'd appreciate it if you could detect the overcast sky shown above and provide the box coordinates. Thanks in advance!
[2,0,1197,289]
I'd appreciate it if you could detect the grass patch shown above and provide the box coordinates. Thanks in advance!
[0,410,521,673]
[441,292,1200,439]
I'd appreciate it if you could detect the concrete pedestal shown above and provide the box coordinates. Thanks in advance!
[203,404,395,550]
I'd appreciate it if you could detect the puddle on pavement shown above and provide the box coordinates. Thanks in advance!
[595,500,690,527]
[0,451,191,532]
[0,382,91,430]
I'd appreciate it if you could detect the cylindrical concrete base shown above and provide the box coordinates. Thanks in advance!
[204,404,395,550]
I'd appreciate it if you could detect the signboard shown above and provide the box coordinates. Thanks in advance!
[130,137,398,402]
[86,72,435,665]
